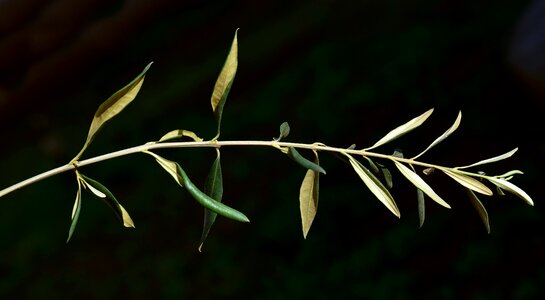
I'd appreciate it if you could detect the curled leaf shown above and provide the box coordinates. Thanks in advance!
[366,108,434,150]
[345,153,400,218]
[466,189,490,234]
[486,177,533,206]
[159,129,203,143]
[287,147,326,174]
[72,62,153,161]
[456,148,518,170]
[413,111,461,159]
[199,150,223,252]
[299,151,320,239]
[442,169,493,196]
[67,176,82,243]
[393,161,451,208]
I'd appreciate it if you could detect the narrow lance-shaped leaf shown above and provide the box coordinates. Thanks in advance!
[287,147,326,174]
[211,29,238,139]
[78,173,135,228]
[299,151,320,239]
[345,153,400,218]
[417,189,425,228]
[67,176,82,243]
[456,148,518,170]
[142,150,184,187]
[365,108,434,151]
[413,111,461,159]
[72,62,153,162]
[199,149,223,252]
[486,176,533,206]
[158,129,203,143]
[442,169,493,196]
[393,161,451,208]
[466,189,490,234]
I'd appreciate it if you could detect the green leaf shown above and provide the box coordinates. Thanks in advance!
[275,122,290,141]
[67,177,82,243]
[287,147,326,174]
[380,165,393,189]
[158,129,203,142]
[363,156,380,174]
[199,150,223,252]
[78,173,135,228]
[143,150,184,187]
[417,189,425,228]
[299,152,320,239]
[466,189,490,234]
[211,29,238,139]
[413,111,461,159]
[442,169,493,196]
[72,62,153,161]
[393,161,451,208]
[456,148,518,170]
[365,108,434,150]
[486,177,533,206]
[345,153,400,218]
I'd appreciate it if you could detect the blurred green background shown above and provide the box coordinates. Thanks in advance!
[1,0,544,299]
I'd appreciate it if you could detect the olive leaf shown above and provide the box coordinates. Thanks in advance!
[365,108,434,151]
[199,149,223,252]
[143,150,184,187]
[456,148,518,170]
[275,122,290,141]
[158,129,203,143]
[211,29,238,139]
[345,153,400,218]
[393,161,451,208]
[417,189,425,228]
[67,176,83,243]
[287,147,326,174]
[299,151,320,239]
[466,189,490,234]
[413,111,461,159]
[380,164,393,189]
[486,177,533,206]
[72,62,153,162]
[442,169,493,196]
[78,173,135,228]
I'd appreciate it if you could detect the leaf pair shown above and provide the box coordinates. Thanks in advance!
[67,171,135,242]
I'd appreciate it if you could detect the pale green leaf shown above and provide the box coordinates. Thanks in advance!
[466,189,490,234]
[442,169,493,196]
[417,189,425,228]
[413,111,461,159]
[287,147,326,174]
[486,177,533,206]
[393,161,451,208]
[79,174,135,228]
[211,29,238,138]
[199,150,223,252]
[299,152,320,239]
[72,62,153,161]
[67,178,82,243]
[159,129,203,142]
[346,153,400,218]
[365,108,434,150]
[456,148,518,170]
[497,170,524,178]
[275,122,290,141]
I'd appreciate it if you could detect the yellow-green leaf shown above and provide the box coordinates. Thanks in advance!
[211,29,238,138]
[413,111,461,159]
[393,161,451,208]
[486,177,533,206]
[199,149,223,252]
[346,153,400,218]
[442,169,493,196]
[72,62,153,161]
[466,189,490,234]
[67,177,82,243]
[143,150,183,187]
[299,152,320,239]
[456,148,518,170]
[158,129,203,143]
[365,108,434,151]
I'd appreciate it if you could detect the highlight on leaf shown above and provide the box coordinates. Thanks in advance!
[299,151,320,239]
[413,111,461,159]
[158,129,203,143]
[393,161,451,208]
[466,189,490,234]
[456,148,518,170]
[199,149,223,252]
[442,169,493,196]
[287,147,326,174]
[486,176,533,206]
[365,108,434,151]
[72,62,153,162]
[67,176,83,243]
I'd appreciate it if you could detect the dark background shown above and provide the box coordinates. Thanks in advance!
[1,0,544,299]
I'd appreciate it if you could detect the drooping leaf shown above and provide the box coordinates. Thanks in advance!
[159,129,203,143]
[486,177,533,206]
[287,147,326,174]
[466,189,490,234]
[442,169,493,196]
[299,152,320,239]
[345,153,400,218]
[393,161,451,208]
[211,29,238,139]
[67,177,82,243]
[275,122,290,141]
[199,150,223,252]
[72,62,153,161]
[380,165,393,189]
[417,189,425,228]
[456,148,518,170]
[413,111,462,159]
[143,150,184,187]
[363,156,380,174]
[365,108,434,150]
[78,173,135,228]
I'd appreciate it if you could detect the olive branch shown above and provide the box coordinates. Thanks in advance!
[0,30,534,251]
